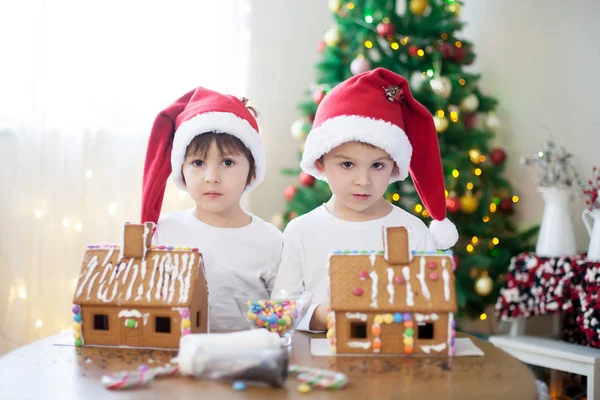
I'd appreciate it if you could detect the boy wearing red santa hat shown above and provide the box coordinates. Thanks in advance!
[273,68,458,331]
[141,87,282,331]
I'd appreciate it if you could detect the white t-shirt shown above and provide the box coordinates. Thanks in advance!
[272,204,436,331]
[153,209,283,331]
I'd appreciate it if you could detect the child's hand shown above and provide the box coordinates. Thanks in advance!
[309,303,330,331]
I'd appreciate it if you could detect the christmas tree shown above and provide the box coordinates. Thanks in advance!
[276,0,538,319]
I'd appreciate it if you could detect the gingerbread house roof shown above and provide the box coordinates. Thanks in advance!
[329,227,457,313]
[73,223,206,308]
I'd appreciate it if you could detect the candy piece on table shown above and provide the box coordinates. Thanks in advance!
[232,381,246,391]
[297,383,312,393]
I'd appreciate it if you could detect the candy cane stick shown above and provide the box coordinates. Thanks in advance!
[289,364,348,389]
[102,364,179,390]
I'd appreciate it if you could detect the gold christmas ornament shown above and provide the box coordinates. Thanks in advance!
[430,77,452,99]
[460,93,479,112]
[324,27,341,47]
[328,0,342,13]
[290,119,309,140]
[434,115,449,133]
[460,192,479,214]
[409,0,429,16]
[475,273,493,296]
[486,113,501,130]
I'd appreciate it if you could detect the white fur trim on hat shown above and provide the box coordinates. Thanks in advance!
[429,218,459,250]
[171,111,265,192]
[300,115,412,182]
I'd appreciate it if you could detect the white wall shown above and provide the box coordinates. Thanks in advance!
[247,0,332,222]
[460,0,600,251]
[248,0,600,253]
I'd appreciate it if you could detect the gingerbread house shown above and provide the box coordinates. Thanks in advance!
[71,222,208,349]
[327,226,457,356]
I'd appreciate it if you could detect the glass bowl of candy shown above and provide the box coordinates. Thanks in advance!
[233,289,313,346]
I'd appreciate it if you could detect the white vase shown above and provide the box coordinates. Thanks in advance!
[535,187,577,258]
[582,209,600,261]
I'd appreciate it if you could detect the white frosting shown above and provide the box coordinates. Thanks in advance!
[142,223,151,260]
[442,258,451,301]
[421,343,446,354]
[102,246,115,267]
[121,258,134,284]
[156,253,168,300]
[383,226,389,261]
[118,309,142,318]
[347,341,371,349]
[167,254,180,304]
[415,313,439,322]
[179,253,189,302]
[369,270,379,308]
[76,249,197,305]
[75,256,98,297]
[402,266,414,307]
[135,283,144,301]
[147,254,160,301]
[126,264,139,301]
[369,253,377,267]
[386,268,395,304]
[183,253,195,303]
[417,257,431,300]
[141,260,147,279]
[143,313,150,326]
[448,313,454,355]
[345,312,368,321]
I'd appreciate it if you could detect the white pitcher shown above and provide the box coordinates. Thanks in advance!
[535,187,577,258]
[582,209,600,261]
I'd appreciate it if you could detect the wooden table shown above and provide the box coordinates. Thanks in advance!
[0,331,537,399]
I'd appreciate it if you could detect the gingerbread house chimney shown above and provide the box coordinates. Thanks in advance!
[122,222,155,259]
[383,226,411,264]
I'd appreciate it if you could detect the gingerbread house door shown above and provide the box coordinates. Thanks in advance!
[122,314,142,346]
[381,323,403,354]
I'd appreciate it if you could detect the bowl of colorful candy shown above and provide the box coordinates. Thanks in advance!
[233,289,313,346]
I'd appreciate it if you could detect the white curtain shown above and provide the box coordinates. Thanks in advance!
[0,0,251,354]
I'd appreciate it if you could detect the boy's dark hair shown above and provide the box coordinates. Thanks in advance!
[184,132,256,185]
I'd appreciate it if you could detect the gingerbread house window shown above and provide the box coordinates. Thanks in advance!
[350,322,367,339]
[94,314,109,331]
[155,317,171,334]
[417,322,435,339]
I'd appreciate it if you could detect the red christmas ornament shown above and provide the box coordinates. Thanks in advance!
[453,46,465,62]
[317,40,326,53]
[376,22,396,37]
[439,43,454,59]
[307,114,315,123]
[464,113,477,130]
[299,172,315,186]
[284,185,297,201]
[408,45,420,56]
[499,197,514,213]
[312,90,326,105]
[446,196,460,213]
[490,148,507,165]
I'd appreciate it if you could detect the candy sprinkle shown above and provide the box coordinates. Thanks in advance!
[297,383,312,393]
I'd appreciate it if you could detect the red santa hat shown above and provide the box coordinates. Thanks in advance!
[301,68,458,250]
[141,86,264,225]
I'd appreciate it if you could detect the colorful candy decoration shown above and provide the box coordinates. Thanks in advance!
[289,364,348,390]
[179,308,192,336]
[232,381,246,391]
[352,287,364,296]
[326,311,336,352]
[244,299,300,337]
[72,304,83,347]
[403,314,414,354]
